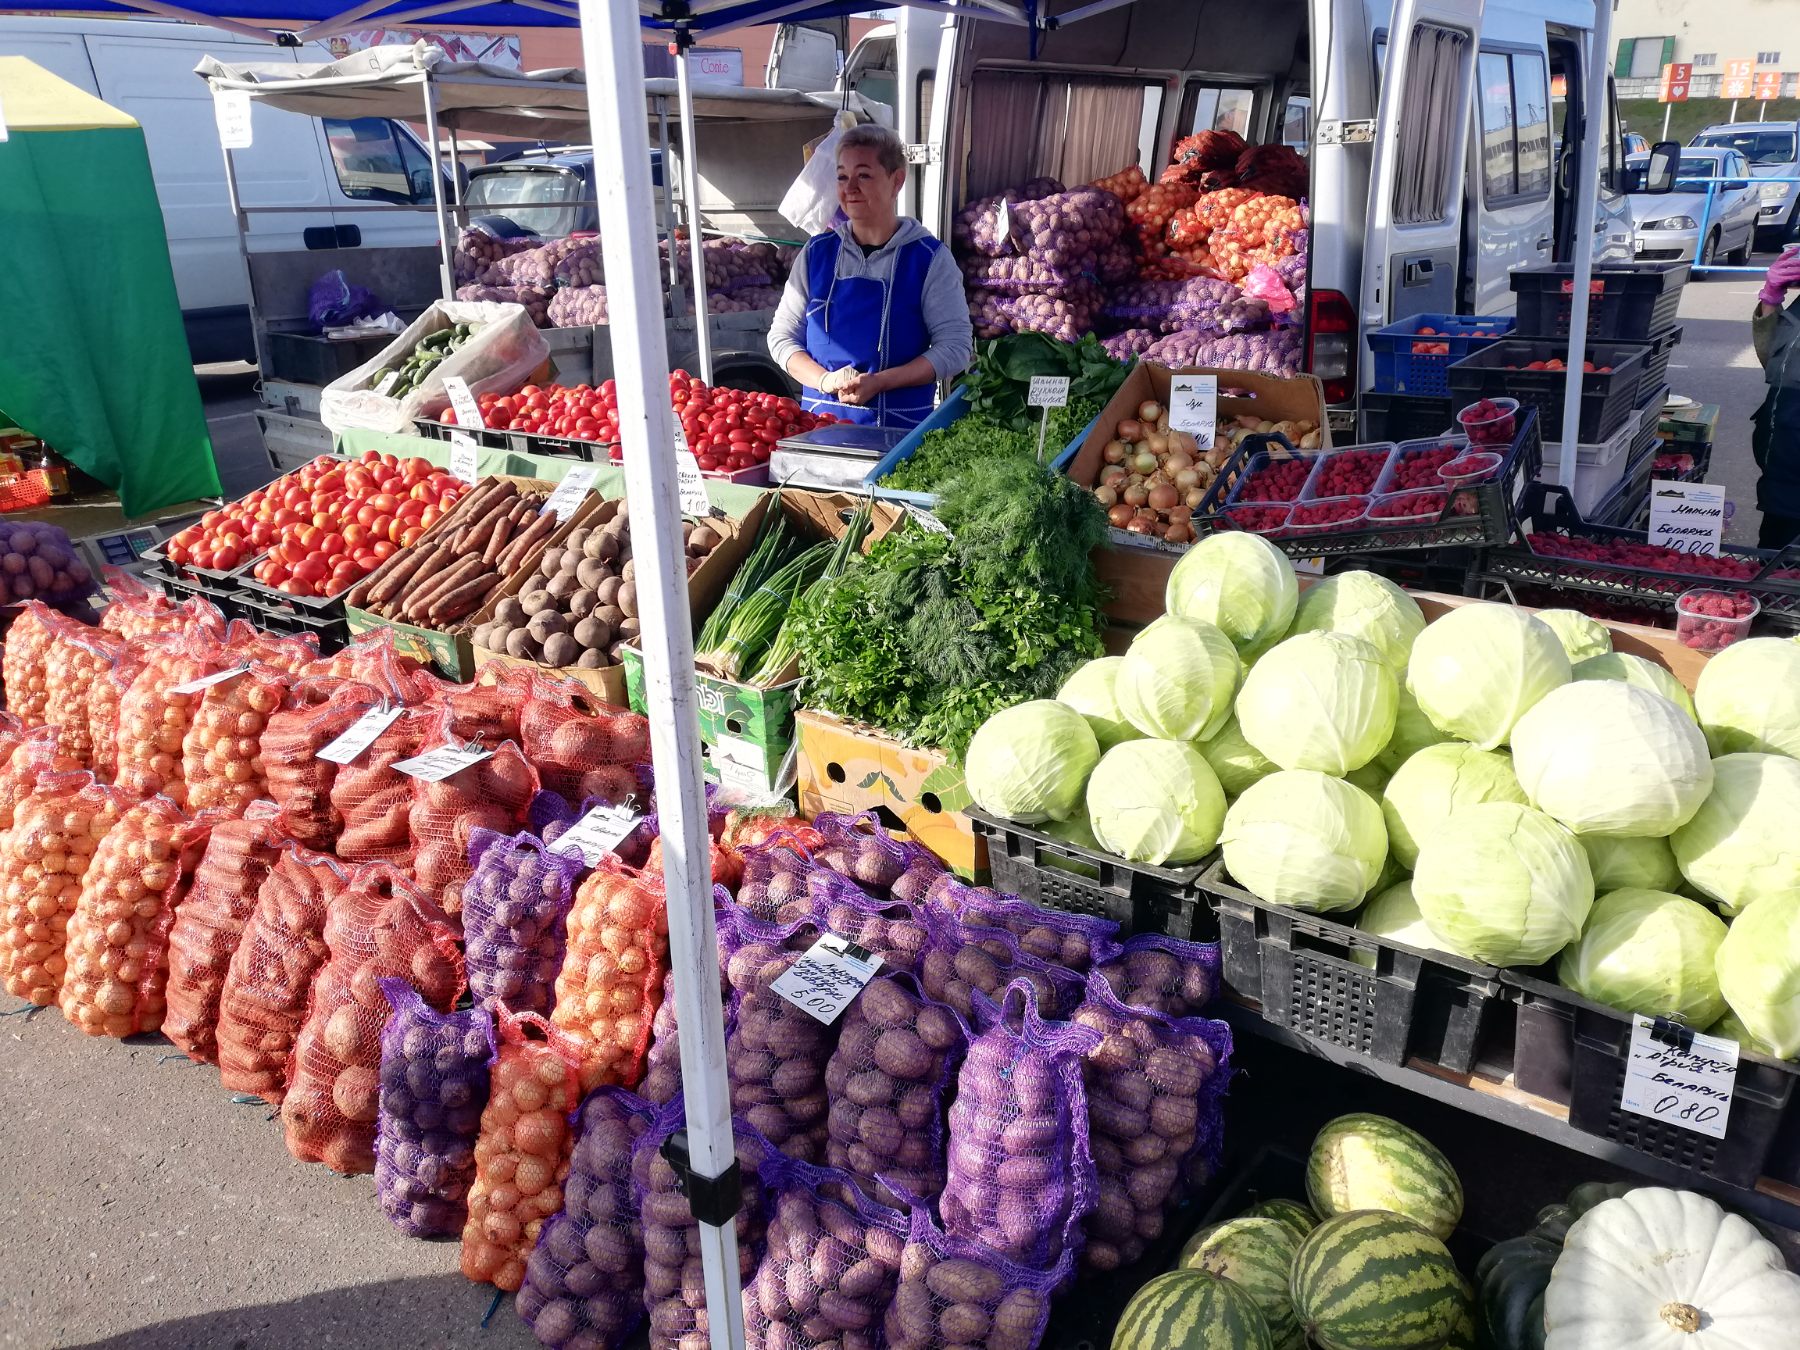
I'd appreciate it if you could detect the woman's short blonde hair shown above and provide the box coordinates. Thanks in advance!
[838,123,906,174]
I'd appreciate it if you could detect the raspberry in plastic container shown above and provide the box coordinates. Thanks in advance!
[1287,495,1371,533]
[1438,450,1504,517]
[1222,502,1292,537]
[1677,588,1759,652]
[1454,396,1518,446]
[1368,489,1450,523]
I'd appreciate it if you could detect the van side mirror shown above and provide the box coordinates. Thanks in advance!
[1641,141,1679,194]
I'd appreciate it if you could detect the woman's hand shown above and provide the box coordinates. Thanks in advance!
[1760,251,1800,308]
[818,365,862,395]
[833,370,889,406]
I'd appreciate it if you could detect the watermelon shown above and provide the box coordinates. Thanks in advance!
[1291,1210,1465,1350]
[1244,1197,1318,1239]
[1443,1278,1478,1350]
[1112,1269,1275,1350]
[1306,1113,1464,1240]
[1180,1217,1305,1350]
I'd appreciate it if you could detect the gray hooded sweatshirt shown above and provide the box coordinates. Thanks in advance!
[766,217,974,383]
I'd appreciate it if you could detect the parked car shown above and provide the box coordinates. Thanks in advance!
[464,148,664,238]
[1691,121,1800,248]
[1625,148,1758,265]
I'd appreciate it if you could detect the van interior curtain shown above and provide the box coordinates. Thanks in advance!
[965,73,1048,200]
[1043,80,1144,187]
[1393,24,1470,226]
[965,73,1146,200]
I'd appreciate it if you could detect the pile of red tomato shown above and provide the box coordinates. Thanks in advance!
[447,371,836,475]
[166,452,465,599]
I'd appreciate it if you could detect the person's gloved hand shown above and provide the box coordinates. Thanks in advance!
[1759,251,1800,306]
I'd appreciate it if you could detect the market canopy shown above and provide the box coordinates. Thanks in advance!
[0,58,221,517]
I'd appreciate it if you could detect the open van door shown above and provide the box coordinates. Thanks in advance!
[1360,0,1485,330]
[767,22,842,91]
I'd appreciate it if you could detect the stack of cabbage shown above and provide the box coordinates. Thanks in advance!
[964,534,1800,1061]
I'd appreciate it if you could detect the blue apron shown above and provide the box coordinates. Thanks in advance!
[799,231,940,429]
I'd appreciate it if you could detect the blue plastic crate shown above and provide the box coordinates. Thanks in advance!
[863,385,1092,509]
[1368,314,1515,397]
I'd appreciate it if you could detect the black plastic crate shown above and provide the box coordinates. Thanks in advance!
[266,331,392,386]
[1202,862,1505,1075]
[1447,339,1648,443]
[965,809,1209,941]
[235,593,349,653]
[1360,391,1455,443]
[1506,970,1800,1189]
[239,573,353,623]
[1510,262,1689,341]
[1637,327,1683,406]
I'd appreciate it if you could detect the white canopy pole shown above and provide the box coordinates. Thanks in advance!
[1555,0,1615,485]
[577,7,744,1350]
[419,74,456,300]
[675,28,717,383]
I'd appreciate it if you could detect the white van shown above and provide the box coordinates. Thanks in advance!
[0,16,446,364]
[825,0,1639,432]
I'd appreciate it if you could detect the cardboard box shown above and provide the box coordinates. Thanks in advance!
[622,645,800,796]
[795,709,986,878]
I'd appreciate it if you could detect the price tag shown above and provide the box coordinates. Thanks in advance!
[771,934,884,1025]
[317,705,406,766]
[675,450,712,517]
[213,89,253,149]
[543,465,599,523]
[372,369,402,397]
[713,755,772,799]
[168,665,251,697]
[995,196,1015,248]
[1619,1016,1738,1140]
[1028,375,1070,409]
[1293,556,1326,577]
[1647,482,1726,557]
[1168,375,1219,447]
[443,375,483,430]
[448,433,479,485]
[392,744,493,783]
[906,505,951,537]
[548,802,642,867]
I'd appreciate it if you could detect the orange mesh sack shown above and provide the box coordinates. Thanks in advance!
[461,1008,585,1291]
[162,806,289,1064]
[0,710,28,789]
[43,622,124,767]
[301,628,423,685]
[87,643,146,783]
[550,856,674,1092]
[407,714,538,919]
[281,864,464,1174]
[215,843,352,1102]
[330,702,437,867]
[59,795,214,1038]
[441,676,523,748]
[0,772,132,1006]
[517,675,651,801]
[3,601,62,726]
[114,630,240,806]
[179,663,293,815]
[0,728,80,832]
[97,574,179,641]
[223,618,319,674]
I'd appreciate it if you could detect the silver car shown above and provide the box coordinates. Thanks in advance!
[1692,122,1800,248]
[1625,148,1759,266]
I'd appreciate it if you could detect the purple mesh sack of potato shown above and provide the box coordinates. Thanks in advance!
[635,1100,773,1350]
[640,923,735,1106]
[463,829,583,1016]
[917,913,1088,1022]
[884,1189,1076,1350]
[918,872,1121,973]
[1094,932,1221,1018]
[737,833,932,974]
[952,177,1065,257]
[823,972,970,1208]
[943,981,1100,1266]
[811,811,940,901]
[373,981,494,1238]
[1070,971,1233,1271]
[804,870,932,977]
[518,1087,657,1350]
[530,783,657,871]
[746,1154,909,1350]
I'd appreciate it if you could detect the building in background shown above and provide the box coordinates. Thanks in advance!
[1613,1,1795,99]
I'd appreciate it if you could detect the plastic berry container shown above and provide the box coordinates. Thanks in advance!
[1676,589,1759,653]
[1438,450,1503,517]
[1232,451,1317,504]
[1222,503,1293,537]
[1456,397,1519,446]
[1286,495,1371,534]
[1367,489,1449,524]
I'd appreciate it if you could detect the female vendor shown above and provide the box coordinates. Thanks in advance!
[767,123,972,428]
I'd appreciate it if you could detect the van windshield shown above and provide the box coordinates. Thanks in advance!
[465,167,589,236]
[1693,129,1797,166]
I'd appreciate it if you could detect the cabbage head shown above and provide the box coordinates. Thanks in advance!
[1715,892,1800,1057]
[1236,631,1399,774]
[1380,743,1527,871]
[1535,608,1613,663]
[965,699,1098,824]
[1411,802,1594,965]
[1708,1008,1786,1060]
[1670,752,1800,916]
[1219,770,1387,912]
[1510,682,1713,837]
[1288,570,1426,672]
[1056,657,1143,752]
[1407,604,1570,750]
[1556,888,1727,1026]
[1352,881,1450,968]
[1695,636,1800,760]
[1581,833,1682,893]
[1086,739,1227,866]
[1373,683,1452,776]
[1198,713,1278,798]
[1571,651,1697,722]
[1115,615,1242,742]
[1165,532,1298,660]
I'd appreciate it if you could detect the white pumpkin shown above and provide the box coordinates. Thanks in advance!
[1544,1187,1800,1349]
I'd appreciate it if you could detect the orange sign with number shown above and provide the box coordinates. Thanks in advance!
[1755,70,1784,101]
[1660,62,1693,103]
[1723,58,1757,99]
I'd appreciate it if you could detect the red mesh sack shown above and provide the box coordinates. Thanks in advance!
[58,795,214,1038]
[43,621,124,767]
[0,710,28,791]
[0,728,79,831]
[215,843,353,1102]
[643,832,743,891]
[722,808,823,855]
[330,702,438,867]
[461,1008,586,1291]
[0,772,132,1006]
[3,601,61,726]
[97,575,181,641]
[517,674,650,801]
[115,630,240,806]
[180,663,292,815]
[407,714,538,918]
[223,618,319,674]
[282,864,463,1173]
[301,628,423,685]
[441,674,525,747]
[162,805,289,1064]
[550,856,675,1092]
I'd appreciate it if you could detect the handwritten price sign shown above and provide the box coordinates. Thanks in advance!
[1167,375,1218,447]
[1619,1016,1739,1140]
[770,934,884,1025]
